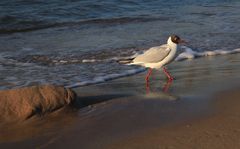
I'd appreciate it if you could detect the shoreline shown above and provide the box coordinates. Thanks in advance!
[1,54,240,148]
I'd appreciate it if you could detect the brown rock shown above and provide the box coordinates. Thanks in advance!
[0,85,76,121]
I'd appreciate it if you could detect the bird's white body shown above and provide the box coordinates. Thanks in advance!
[131,37,178,69]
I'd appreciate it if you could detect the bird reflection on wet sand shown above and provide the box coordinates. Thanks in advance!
[146,79,173,94]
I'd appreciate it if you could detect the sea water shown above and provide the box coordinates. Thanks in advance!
[0,0,240,89]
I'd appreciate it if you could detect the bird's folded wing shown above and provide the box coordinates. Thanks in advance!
[133,45,171,63]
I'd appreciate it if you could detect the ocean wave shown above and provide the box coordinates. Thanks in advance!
[0,16,167,34]
[0,15,56,34]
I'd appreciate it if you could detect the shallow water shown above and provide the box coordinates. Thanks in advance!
[1,0,240,89]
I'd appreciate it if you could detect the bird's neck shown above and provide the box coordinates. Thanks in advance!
[167,41,178,53]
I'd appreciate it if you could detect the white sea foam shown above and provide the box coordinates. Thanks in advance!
[21,47,35,51]
[81,54,137,63]
[0,56,35,67]
[66,68,146,88]
[175,46,240,61]
[82,59,96,63]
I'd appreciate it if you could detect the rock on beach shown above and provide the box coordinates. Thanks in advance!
[0,85,76,121]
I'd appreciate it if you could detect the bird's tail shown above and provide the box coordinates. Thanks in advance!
[117,57,135,64]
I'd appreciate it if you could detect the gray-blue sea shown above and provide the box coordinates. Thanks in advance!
[0,0,240,89]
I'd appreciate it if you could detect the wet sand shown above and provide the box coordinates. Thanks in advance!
[104,88,240,149]
[1,54,240,149]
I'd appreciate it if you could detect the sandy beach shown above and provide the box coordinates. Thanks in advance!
[1,53,240,149]
[1,1,240,148]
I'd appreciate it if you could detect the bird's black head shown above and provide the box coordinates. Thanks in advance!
[170,35,181,44]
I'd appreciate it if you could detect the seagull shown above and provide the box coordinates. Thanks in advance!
[129,35,186,81]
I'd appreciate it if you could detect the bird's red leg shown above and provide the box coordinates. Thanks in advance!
[163,67,174,80]
[162,79,173,92]
[145,68,152,81]
[145,79,150,94]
